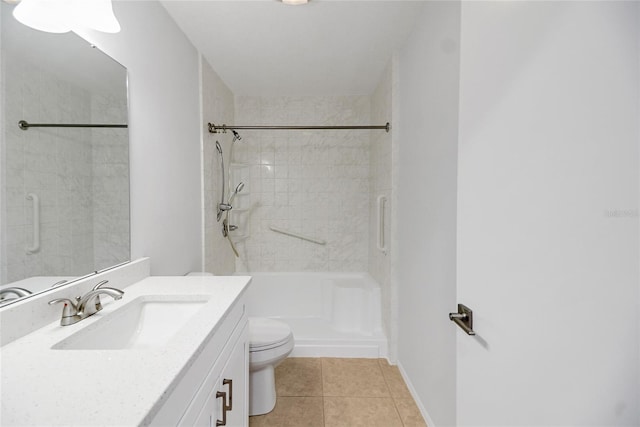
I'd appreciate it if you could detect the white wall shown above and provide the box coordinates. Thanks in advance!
[75,1,202,275]
[456,1,639,425]
[396,2,460,426]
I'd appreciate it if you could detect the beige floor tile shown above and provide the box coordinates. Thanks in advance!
[324,397,402,427]
[322,358,389,397]
[276,358,323,397]
[249,396,324,427]
[395,398,428,427]
[378,359,412,399]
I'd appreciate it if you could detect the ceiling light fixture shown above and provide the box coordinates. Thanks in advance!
[12,0,121,34]
[280,0,309,5]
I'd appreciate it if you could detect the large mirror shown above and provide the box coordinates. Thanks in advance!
[0,1,130,306]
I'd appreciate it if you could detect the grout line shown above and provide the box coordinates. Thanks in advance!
[377,358,393,397]
[378,359,406,427]
[320,357,326,427]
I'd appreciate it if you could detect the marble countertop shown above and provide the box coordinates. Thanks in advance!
[0,275,251,426]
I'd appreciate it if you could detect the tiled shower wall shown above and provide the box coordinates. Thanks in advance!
[202,58,236,274]
[202,72,395,356]
[1,49,128,284]
[369,62,395,360]
[2,55,93,283]
[91,91,129,272]
[233,96,371,272]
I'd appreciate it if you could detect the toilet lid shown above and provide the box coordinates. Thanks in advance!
[249,317,293,351]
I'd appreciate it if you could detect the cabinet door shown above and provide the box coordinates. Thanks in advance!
[192,383,222,427]
[195,323,248,427]
[217,324,248,427]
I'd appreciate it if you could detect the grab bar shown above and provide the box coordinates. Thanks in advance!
[269,226,326,245]
[26,193,40,254]
[377,195,387,254]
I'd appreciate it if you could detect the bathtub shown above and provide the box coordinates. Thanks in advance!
[243,272,388,358]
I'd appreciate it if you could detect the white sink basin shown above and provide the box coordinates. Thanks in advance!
[52,295,210,350]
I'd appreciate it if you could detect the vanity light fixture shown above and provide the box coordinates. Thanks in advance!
[12,0,121,34]
[280,0,309,5]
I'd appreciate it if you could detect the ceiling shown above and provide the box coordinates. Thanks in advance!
[1,1,126,94]
[161,0,425,96]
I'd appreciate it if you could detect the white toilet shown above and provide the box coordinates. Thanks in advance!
[248,317,294,416]
[186,273,294,416]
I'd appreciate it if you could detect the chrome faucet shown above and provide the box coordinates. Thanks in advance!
[86,280,116,313]
[76,287,124,317]
[0,287,32,299]
[49,281,124,326]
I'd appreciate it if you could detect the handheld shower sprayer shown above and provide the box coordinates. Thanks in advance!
[219,181,245,215]
[228,182,245,205]
[215,134,244,258]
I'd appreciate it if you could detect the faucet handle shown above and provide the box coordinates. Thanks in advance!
[92,280,110,311]
[48,298,81,326]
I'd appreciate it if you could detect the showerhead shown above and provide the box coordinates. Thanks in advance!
[231,130,242,142]
[215,141,222,154]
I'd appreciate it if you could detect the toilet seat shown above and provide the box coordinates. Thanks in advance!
[249,317,293,352]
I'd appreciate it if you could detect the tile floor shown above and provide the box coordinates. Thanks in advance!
[249,358,427,427]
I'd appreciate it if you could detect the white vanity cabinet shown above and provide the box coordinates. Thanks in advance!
[191,324,248,427]
[151,295,249,427]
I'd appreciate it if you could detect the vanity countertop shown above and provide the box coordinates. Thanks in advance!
[0,275,251,426]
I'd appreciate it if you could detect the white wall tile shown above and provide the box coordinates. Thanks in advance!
[234,96,372,273]
[202,58,237,275]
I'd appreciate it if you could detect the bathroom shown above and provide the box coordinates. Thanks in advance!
[1,1,639,426]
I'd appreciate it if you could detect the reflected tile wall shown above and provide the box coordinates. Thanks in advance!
[1,48,128,283]
[2,54,93,282]
[92,90,129,271]
[234,96,371,273]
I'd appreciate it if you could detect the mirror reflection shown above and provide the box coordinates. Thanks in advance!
[0,1,130,305]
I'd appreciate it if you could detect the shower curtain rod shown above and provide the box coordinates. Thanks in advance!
[208,122,390,133]
[18,120,128,130]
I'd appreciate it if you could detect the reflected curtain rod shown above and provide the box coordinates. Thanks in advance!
[208,122,390,133]
[18,120,128,130]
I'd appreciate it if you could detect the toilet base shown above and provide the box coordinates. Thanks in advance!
[249,365,276,416]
